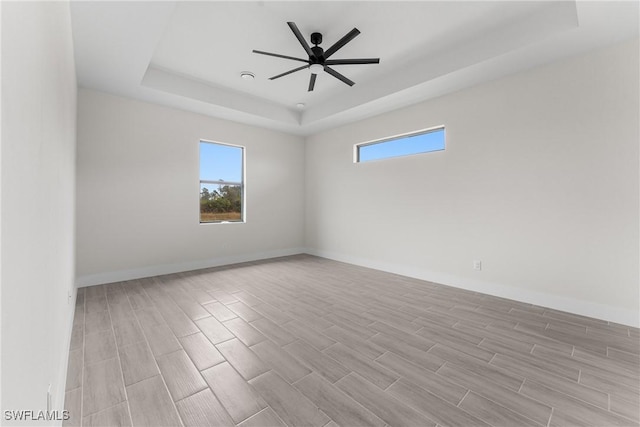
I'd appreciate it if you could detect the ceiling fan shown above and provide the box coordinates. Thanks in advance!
[253,22,380,92]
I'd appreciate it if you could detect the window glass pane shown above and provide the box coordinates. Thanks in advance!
[200,183,242,222]
[358,127,445,162]
[199,141,243,223]
[200,142,243,182]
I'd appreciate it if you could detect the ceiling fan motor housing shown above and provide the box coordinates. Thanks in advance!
[311,46,325,63]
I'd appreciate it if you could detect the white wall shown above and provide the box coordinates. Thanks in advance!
[1,0,77,421]
[76,89,305,285]
[305,39,639,326]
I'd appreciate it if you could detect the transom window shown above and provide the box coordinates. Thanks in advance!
[199,141,244,223]
[355,126,445,163]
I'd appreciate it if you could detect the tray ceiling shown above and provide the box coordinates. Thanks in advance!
[70,1,639,136]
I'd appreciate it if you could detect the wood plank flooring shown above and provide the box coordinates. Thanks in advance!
[64,255,640,426]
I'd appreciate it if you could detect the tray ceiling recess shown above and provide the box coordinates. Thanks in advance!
[70,1,639,135]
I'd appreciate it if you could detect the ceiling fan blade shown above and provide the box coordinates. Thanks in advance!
[287,22,314,58]
[269,64,310,80]
[308,73,317,92]
[324,28,360,59]
[325,58,380,65]
[324,66,355,86]
[252,50,309,64]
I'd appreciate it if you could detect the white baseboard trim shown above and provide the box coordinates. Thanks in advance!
[76,247,307,287]
[305,248,640,328]
[56,286,77,425]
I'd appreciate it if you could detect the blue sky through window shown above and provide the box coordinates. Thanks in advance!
[200,141,243,183]
[358,128,445,162]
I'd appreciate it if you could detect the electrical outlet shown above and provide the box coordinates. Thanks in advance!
[473,260,482,271]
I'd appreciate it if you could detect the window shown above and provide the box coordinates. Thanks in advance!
[199,141,244,223]
[355,126,445,163]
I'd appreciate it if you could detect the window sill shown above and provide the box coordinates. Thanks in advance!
[199,221,245,225]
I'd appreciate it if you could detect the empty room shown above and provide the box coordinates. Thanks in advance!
[1,1,639,426]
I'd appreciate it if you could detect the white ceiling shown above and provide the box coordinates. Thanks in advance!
[70,1,639,136]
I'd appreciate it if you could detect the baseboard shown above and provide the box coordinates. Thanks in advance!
[76,246,638,327]
[305,248,640,328]
[75,247,307,287]
[56,286,77,426]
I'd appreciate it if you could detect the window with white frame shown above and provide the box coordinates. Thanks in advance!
[355,126,445,163]
[199,141,244,223]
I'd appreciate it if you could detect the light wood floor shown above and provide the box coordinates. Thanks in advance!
[64,255,640,427]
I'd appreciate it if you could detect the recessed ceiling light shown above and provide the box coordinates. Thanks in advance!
[296,103,305,109]
[240,71,255,81]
